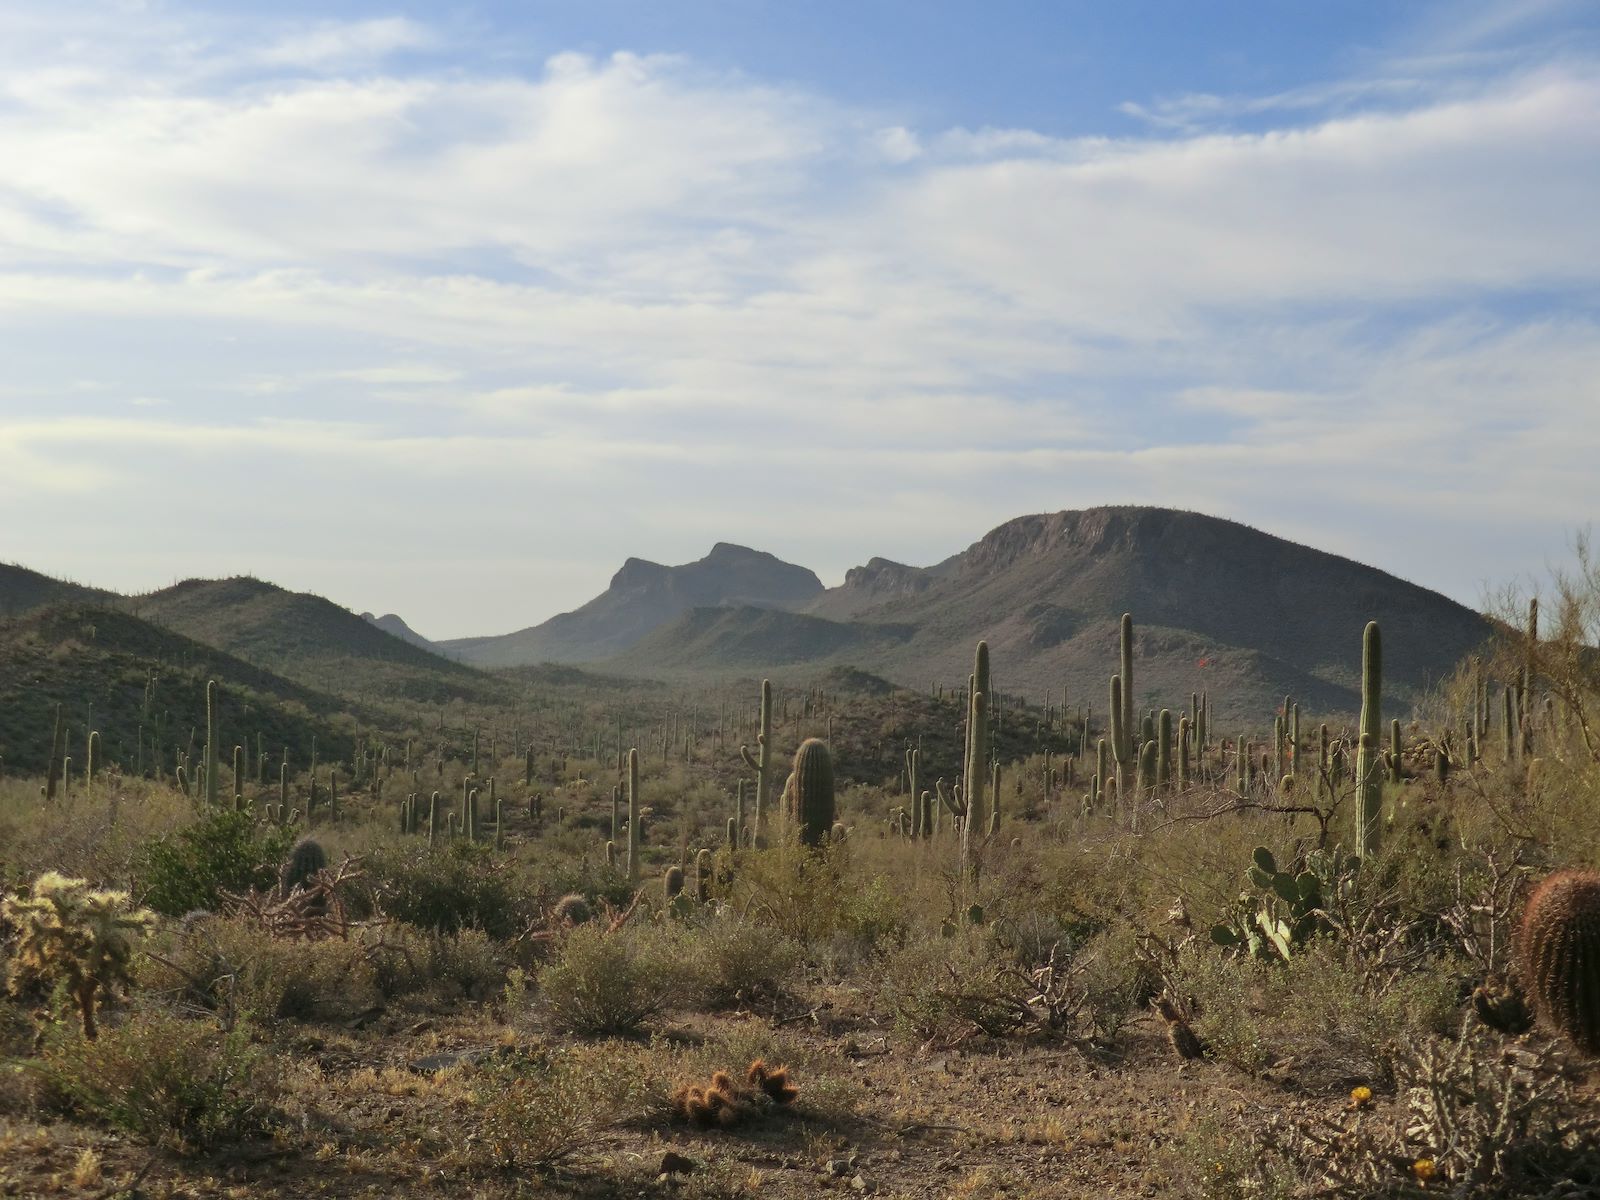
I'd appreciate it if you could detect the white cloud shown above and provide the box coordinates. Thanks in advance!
[0,6,1594,636]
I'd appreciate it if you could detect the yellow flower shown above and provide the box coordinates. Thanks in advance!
[1348,1085,1373,1109]
[1412,1158,1436,1182]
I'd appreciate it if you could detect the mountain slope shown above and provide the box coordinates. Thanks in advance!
[0,604,356,775]
[615,606,916,672]
[133,577,492,703]
[361,612,437,651]
[444,543,824,667]
[628,508,1495,720]
[0,562,119,617]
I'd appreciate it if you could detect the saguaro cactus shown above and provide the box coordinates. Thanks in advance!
[626,747,641,882]
[204,680,219,806]
[739,680,773,846]
[964,642,990,835]
[790,738,836,846]
[1157,709,1172,790]
[1356,621,1383,858]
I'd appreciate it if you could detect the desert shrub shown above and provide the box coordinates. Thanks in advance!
[679,914,801,1008]
[140,915,379,1021]
[455,1042,663,1170]
[881,929,1030,1041]
[360,841,528,939]
[735,842,850,945]
[1178,939,1462,1087]
[418,927,507,999]
[1250,1018,1600,1196]
[1074,923,1155,1040]
[134,810,295,917]
[536,923,685,1035]
[34,1004,275,1151]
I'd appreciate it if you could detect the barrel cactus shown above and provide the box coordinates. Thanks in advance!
[280,836,327,894]
[1518,870,1600,1053]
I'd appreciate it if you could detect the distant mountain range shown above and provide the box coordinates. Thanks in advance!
[438,543,823,667]
[0,506,1496,722]
[426,506,1494,719]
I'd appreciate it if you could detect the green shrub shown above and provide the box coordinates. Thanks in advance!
[1178,939,1462,1086]
[680,915,801,1008]
[360,842,527,939]
[457,1043,662,1170]
[881,929,1030,1040]
[140,915,379,1021]
[536,923,683,1035]
[35,1004,275,1152]
[134,810,294,917]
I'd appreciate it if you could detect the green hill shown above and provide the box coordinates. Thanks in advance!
[0,605,358,777]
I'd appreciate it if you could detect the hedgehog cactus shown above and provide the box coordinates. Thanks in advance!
[1356,621,1383,858]
[1518,870,1600,1054]
[663,864,684,900]
[790,738,836,847]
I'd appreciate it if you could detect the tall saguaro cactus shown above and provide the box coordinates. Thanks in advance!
[739,680,773,846]
[1356,621,1383,858]
[1115,614,1135,795]
[964,641,991,835]
[46,705,65,802]
[626,747,641,882]
[204,680,219,806]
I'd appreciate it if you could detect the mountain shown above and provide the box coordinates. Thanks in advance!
[0,562,119,617]
[618,605,915,671]
[133,577,492,703]
[0,604,356,776]
[622,507,1495,721]
[360,611,437,651]
[443,543,824,667]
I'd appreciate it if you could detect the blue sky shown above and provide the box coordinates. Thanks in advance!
[1,0,1597,638]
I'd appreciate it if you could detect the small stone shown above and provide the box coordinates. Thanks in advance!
[827,1159,851,1177]
[851,1174,875,1193]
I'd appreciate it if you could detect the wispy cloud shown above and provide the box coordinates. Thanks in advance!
[0,5,1594,635]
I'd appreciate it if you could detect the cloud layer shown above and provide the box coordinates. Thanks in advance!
[0,4,1595,637]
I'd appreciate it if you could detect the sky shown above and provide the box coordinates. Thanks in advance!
[1,0,1597,640]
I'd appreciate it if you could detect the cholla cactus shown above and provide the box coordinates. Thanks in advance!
[2,872,155,1039]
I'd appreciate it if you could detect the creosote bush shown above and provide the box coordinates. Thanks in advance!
[34,1003,275,1152]
[678,913,801,1008]
[457,1043,663,1171]
[536,923,685,1035]
[360,841,528,939]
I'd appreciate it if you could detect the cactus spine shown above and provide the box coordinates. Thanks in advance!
[1356,621,1383,858]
